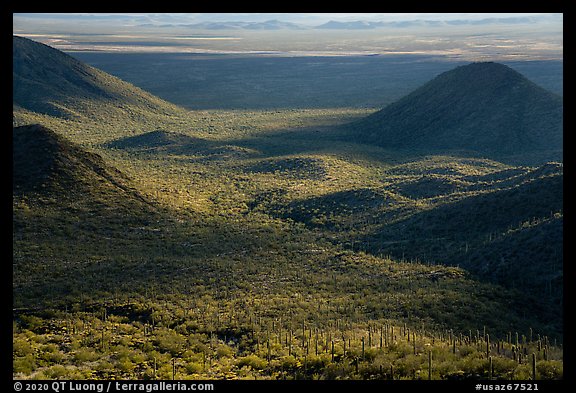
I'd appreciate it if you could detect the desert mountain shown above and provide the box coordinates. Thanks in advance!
[350,62,563,164]
[316,20,381,29]
[13,124,151,211]
[13,35,185,120]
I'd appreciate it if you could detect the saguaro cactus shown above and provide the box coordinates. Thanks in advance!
[428,350,432,380]
[331,340,335,362]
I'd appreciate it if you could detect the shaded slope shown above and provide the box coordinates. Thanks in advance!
[395,176,472,199]
[14,126,562,344]
[106,129,202,150]
[13,124,163,304]
[366,168,562,248]
[13,36,185,121]
[263,187,404,229]
[13,124,153,211]
[244,156,328,180]
[362,165,562,305]
[106,130,259,160]
[350,62,563,163]
[13,36,110,117]
[251,156,562,309]
[461,215,563,304]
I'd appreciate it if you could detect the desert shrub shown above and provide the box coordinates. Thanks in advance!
[236,354,267,370]
[13,337,34,357]
[72,348,100,364]
[185,362,203,374]
[458,355,488,378]
[215,344,235,359]
[435,359,461,379]
[38,343,65,364]
[490,356,519,379]
[18,315,47,332]
[321,361,354,380]
[116,357,136,374]
[394,354,424,379]
[44,365,69,379]
[536,360,563,379]
[304,354,330,372]
[94,359,116,377]
[153,328,186,356]
[13,355,37,375]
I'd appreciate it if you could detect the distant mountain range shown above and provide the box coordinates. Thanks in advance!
[135,16,557,30]
[140,19,304,30]
[314,16,552,29]
[348,62,563,164]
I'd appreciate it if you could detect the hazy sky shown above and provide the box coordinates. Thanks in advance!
[13,12,562,26]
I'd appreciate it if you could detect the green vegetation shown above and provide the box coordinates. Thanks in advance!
[13,297,562,380]
[13,36,562,380]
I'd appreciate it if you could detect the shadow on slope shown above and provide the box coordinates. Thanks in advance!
[251,187,408,230]
[12,127,281,308]
[365,170,562,249]
[461,215,563,305]
[243,156,329,180]
[13,124,150,209]
[106,130,261,161]
[361,168,562,309]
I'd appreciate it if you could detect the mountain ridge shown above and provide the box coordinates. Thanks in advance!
[13,35,186,121]
[121,15,560,30]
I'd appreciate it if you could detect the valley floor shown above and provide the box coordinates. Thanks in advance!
[12,107,563,381]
